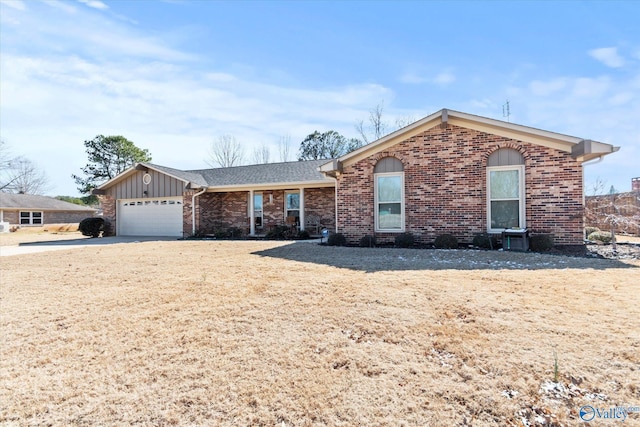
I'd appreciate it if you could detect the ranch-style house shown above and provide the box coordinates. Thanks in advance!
[95,108,618,246]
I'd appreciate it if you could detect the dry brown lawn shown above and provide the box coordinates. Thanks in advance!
[0,224,84,247]
[1,238,639,426]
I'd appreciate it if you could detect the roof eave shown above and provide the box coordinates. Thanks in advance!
[571,140,620,163]
[205,179,335,193]
[333,108,617,167]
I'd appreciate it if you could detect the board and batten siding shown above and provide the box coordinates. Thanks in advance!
[106,170,186,199]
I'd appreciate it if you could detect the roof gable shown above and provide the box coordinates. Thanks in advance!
[321,108,619,173]
[96,163,208,191]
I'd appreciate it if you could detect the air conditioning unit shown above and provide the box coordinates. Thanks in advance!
[0,222,10,233]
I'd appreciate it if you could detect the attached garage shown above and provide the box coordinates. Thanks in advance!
[118,197,183,237]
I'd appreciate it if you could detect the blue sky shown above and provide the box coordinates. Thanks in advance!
[1,0,638,197]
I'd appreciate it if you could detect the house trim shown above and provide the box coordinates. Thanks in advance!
[320,108,619,173]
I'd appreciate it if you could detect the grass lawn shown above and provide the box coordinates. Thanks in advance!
[1,239,639,426]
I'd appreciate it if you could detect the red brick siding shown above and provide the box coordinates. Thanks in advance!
[337,125,584,246]
[98,195,116,235]
[194,187,335,234]
[304,187,336,230]
[195,192,248,234]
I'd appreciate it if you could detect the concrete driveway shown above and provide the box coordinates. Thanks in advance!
[0,236,180,257]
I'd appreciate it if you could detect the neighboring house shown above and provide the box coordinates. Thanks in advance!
[0,193,96,226]
[96,108,618,246]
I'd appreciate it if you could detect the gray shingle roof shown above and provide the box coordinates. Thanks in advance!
[144,163,209,187]
[188,159,332,187]
[0,193,96,211]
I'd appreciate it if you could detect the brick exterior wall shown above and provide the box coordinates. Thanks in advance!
[194,187,335,235]
[98,195,116,236]
[336,124,584,246]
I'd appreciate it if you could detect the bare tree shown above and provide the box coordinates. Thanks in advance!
[0,141,50,194]
[585,179,640,251]
[8,158,50,195]
[206,135,244,168]
[277,135,292,162]
[395,114,417,129]
[252,143,271,164]
[356,102,388,144]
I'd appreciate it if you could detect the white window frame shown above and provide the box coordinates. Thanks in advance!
[374,172,405,232]
[284,191,300,224]
[254,192,263,228]
[486,165,525,233]
[20,211,43,225]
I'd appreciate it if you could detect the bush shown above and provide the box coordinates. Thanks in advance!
[530,233,554,252]
[359,235,376,248]
[265,225,289,239]
[587,231,613,244]
[585,226,600,239]
[434,233,458,249]
[394,232,415,248]
[327,232,346,246]
[227,227,243,238]
[214,229,229,239]
[79,217,105,238]
[472,233,497,249]
[297,229,311,240]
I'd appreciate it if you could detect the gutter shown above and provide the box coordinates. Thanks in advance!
[191,187,207,236]
[582,155,605,166]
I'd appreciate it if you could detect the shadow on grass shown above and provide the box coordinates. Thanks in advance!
[252,243,637,272]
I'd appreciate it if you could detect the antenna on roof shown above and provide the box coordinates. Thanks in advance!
[502,100,511,122]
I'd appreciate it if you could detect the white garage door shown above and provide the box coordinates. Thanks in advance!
[118,197,183,237]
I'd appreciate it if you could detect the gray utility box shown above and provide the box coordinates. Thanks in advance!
[502,229,529,252]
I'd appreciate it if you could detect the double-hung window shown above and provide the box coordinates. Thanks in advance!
[374,157,404,232]
[285,191,300,225]
[20,211,43,225]
[486,149,525,232]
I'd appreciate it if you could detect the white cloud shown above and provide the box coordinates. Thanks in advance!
[588,47,625,68]
[433,71,455,85]
[77,0,108,10]
[572,76,610,98]
[0,0,26,11]
[399,71,427,84]
[529,78,567,96]
[399,69,455,85]
[42,0,78,14]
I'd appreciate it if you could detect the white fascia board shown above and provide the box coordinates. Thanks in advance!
[205,180,335,193]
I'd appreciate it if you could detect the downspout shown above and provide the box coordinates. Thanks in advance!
[332,176,339,233]
[582,155,604,167]
[191,187,207,236]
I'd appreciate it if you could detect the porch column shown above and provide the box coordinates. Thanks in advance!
[299,187,305,231]
[249,190,255,236]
